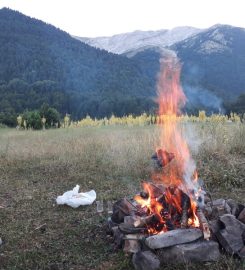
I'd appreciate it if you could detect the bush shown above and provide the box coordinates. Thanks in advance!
[23,110,42,129]
[40,104,60,127]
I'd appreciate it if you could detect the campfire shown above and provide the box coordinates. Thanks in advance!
[132,57,204,234]
[107,56,245,269]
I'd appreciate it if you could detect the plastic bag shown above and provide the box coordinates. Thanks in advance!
[56,185,96,208]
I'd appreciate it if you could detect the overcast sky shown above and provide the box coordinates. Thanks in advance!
[0,0,244,37]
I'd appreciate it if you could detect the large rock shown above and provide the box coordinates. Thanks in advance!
[220,214,245,234]
[157,240,220,263]
[209,219,222,241]
[238,246,245,260]
[209,199,231,219]
[145,228,203,249]
[238,208,245,224]
[132,251,160,270]
[226,199,245,218]
[216,229,244,254]
[111,227,124,249]
[123,234,141,253]
[215,214,245,255]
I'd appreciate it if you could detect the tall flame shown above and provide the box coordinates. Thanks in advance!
[156,57,191,187]
[156,56,200,229]
[135,56,201,234]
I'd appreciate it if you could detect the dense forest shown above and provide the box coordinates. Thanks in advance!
[0,8,156,125]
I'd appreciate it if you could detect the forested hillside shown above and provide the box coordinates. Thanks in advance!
[0,8,155,125]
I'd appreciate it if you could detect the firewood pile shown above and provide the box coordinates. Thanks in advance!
[107,183,245,270]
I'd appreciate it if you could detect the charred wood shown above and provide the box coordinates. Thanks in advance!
[133,214,157,228]
[111,198,137,223]
[152,149,175,168]
[197,208,211,240]
[119,223,146,234]
[180,193,190,228]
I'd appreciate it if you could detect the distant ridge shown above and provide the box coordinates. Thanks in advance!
[74,26,202,54]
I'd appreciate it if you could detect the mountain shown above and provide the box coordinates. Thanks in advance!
[0,8,244,126]
[173,24,245,111]
[125,24,245,113]
[0,8,156,125]
[74,27,202,55]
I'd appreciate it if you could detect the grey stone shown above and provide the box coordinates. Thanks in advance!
[157,240,220,263]
[107,217,118,234]
[111,226,124,249]
[123,234,141,253]
[238,246,245,260]
[238,208,245,224]
[209,219,221,234]
[210,199,231,219]
[216,228,244,254]
[226,199,238,216]
[145,228,203,249]
[215,214,245,255]
[0,237,2,246]
[132,251,160,270]
[226,200,245,218]
[204,205,213,217]
[124,215,139,225]
[242,230,245,243]
[209,219,222,241]
[220,214,245,234]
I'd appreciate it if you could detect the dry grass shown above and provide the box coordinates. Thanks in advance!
[0,123,244,270]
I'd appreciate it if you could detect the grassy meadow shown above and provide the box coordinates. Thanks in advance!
[0,122,244,269]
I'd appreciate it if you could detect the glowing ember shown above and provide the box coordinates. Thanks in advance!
[134,56,202,234]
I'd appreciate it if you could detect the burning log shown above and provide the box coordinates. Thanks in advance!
[133,214,157,228]
[119,223,146,234]
[161,210,175,231]
[145,228,203,249]
[151,149,174,168]
[180,192,191,228]
[141,181,165,198]
[180,207,188,228]
[197,208,211,240]
[140,191,149,199]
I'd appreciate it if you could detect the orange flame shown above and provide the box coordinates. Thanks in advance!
[134,56,201,234]
[156,57,191,185]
